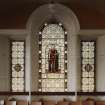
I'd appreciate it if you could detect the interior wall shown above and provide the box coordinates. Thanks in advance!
[0,36,10,91]
[25,34,31,92]
[97,35,105,91]
[0,31,105,100]
[77,36,81,91]
[0,3,105,101]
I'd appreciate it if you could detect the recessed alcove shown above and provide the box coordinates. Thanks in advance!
[0,1,105,102]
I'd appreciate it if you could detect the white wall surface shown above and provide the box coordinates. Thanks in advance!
[0,36,10,91]
[97,35,105,91]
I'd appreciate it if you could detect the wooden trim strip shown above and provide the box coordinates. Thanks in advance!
[78,92,105,96]
[0,92,105,96]
[0,92,29,95]
[31,92,75,95]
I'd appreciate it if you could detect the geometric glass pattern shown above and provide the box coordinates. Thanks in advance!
[38,23,67,92]
[81,41,96,92]
[11,41,25,92]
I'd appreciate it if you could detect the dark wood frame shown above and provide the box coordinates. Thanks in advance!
[10,40,26,92]
[0,91,105,96]
[0,92,29,95]
[80,40,96,92]
[31,92,75,95]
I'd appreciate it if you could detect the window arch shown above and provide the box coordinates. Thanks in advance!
[38,23,67,92]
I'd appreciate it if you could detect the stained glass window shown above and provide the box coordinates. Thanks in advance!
[38,23,67,92]
[11,41,25,92]
[81,41,96,92]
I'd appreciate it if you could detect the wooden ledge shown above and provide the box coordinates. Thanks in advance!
[0,91,105,96]
[0,92,29,95]
[31,92,75,95]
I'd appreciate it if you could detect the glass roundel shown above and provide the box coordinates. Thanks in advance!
[38,23,67,92]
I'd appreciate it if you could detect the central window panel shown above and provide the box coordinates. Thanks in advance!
[38,23,67,92]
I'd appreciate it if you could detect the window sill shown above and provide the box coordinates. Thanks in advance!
[0,91,105,96]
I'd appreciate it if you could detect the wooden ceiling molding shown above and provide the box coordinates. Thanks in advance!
[0,1,105,29]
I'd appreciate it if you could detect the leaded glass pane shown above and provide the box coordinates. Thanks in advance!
[11,41,25,92]
[81,41,96,92]
[42,24,64,39]
[39,23,67,92]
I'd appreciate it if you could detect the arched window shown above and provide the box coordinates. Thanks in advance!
[38,23,67,92]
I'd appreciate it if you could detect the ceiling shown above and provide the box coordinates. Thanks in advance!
[0,0,105,29]
[1,0,105,14]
